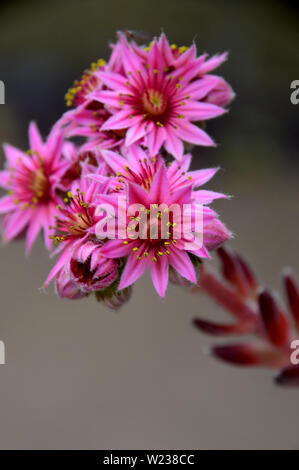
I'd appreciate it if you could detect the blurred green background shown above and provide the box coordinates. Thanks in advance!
[0,0,298,450]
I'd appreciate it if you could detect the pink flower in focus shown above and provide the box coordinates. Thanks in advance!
[99,161,230,298]
[44,165,111,287]
[0,122,68,253]
[92,34,231,159]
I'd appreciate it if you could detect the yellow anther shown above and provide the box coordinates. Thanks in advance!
[123,241,128,245]
[132,247,138,252]
[179,46,188,54]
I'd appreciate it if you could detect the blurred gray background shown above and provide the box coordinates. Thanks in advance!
[0,0,298,449]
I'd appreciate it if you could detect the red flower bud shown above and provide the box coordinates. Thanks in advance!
[284,272,299,330]
[258,290,289,348]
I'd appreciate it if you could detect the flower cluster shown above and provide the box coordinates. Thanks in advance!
[0,32,234,308]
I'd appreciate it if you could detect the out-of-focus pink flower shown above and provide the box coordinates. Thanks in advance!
[64,59,107,109]
[91,34,232,160]
[58,45,126,152]
[0,122,68,253]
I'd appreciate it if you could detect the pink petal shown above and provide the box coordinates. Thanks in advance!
[146,125,166,156]
[181,101,226,120]
[182,75,220,101]
[125,121,148,147]
[90,90,123,108]
[3,209,31,241]
[44,250,71,287]
[101,149,127,174]
[168,248,196,284]
[95,71,129,92]
[101,110,139,131]
[118,251,148,290]
[25,215,42,254]
[163,128,184,160]
[193,190,227,204]
[197,53,228,75]
[100,239,133,258]
[189,167,219,188]
[149,254,169,298]
[0,195,16,214]
[29,121,44,155]
[203,219,231,251]
[3,143,26,167]
[175,121,215,147]
[0,170,11,190]
[127,181,150,206]
[148,164,170,204]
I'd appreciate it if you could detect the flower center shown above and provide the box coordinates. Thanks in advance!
[31,167,50,202]
[142,89,168,117]
[52,190,94,243]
